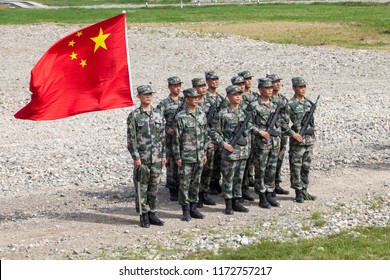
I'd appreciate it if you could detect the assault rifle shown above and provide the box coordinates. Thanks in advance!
[299,95,320,136]
[207,102,218,127]
[261,102,283,144]
[229,113,251,149]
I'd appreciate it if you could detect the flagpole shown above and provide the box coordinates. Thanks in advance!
[122,10,134,104]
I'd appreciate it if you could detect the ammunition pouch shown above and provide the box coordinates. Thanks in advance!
[305,127,314,135]
[236,136,247,146]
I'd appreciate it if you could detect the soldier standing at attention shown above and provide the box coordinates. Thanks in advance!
[192,77,207,109]
[287,77,317,203]
[238,70,257,200]
[198,71,225,206]
[251,78,281,209]
[268,74,290,196]
[127,85,166,228]
[173,88,208,221]
[157,77,184,202]
[212,85,253,215]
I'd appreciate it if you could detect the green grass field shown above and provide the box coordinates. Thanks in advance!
[0,3,389,49]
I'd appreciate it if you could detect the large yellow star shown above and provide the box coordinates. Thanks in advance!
[90,28,110,53]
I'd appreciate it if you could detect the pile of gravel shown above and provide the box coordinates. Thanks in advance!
[0,24,389,259]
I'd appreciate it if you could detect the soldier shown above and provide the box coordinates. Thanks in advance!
[211,85,252,215]
[250,78,281,209]
[198,71,225,206]
[127,85,166,228]
[173,88,208,221]
[268,74,290,196]
[192,77,207,108]
[157,77,184,202]
[238,70,257,200]
[287,77,317,203]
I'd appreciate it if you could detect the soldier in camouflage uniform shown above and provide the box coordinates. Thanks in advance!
[211,85,253,215]
[173,88,208,221]
[192,77,207,109]
[238,70,258,201]
[127,85,166,228]
[198,71,226,206]
[287,77,317,203]
[268,74,290,196]
[157,76,184,202]
[250,78,281,209]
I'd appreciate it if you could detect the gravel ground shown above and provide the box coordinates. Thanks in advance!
[0,24,389,259]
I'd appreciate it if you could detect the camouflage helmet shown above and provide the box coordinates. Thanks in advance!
[192,78,206,87]
[267,74,283,82]
[167,76,182,85]
[137,85,155,95]
[183,88,201,98]
[258,78,273,88]
[226,85,243,95]
[205,70,219,80]
[292,77,307,86]
[238,70,253,79]
[231,75,245,85]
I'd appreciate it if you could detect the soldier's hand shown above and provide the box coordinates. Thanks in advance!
[166,128,174,135]
[259,130,270,140]
[224,143,234,153]
[203,156,207,165]
[134,159,142,170]
[293,133,303,143]
[162,157,167,167]
[176,159,182,167]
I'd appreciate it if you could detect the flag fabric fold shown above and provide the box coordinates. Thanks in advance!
[14,13,133,121]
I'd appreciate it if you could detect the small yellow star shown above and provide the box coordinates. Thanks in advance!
[80,59,87,68]
[70,52,77,60]
[90,27,110,53]
[76,31,83,37]
[68,40,76,47]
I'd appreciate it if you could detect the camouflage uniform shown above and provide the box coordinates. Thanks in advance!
[157,77,184,201]
[211,85,254,214]
[173,89,208,209]
[268,74,290,195]
[127,85,166,227]
[250,78,281,208]
[287,77,316,203]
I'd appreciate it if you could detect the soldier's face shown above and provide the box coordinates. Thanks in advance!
[206,78,219,89]
[195,84,207,95]
[228,93,242,105]
[185,96,198,107]
[236,82,245,91]
[169,84,181,95]
[293,85,306,98]
[272,80,282,91]
[259,87,273,98]
[244,77,252,89]
[138,93,153,105]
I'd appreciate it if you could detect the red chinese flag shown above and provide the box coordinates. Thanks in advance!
[14,13,133,121]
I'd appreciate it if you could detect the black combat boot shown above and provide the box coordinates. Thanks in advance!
[197,193,204,208]
[201,192,216,206]
[190,202,205,219]
[259,193,271,209]
[266,192,280,207]
[169,188,178,201]
[148,212,164,226]
[209,180,222,195]
[181,205,191,222]
[140,213,150,228]
[242,188,255,201]
[232,198,249,212]
[303,189,317,201]
[295,189,304,203]
[275,182,289,195]
[224,199,233,215]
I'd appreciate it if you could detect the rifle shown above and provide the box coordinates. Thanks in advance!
[229,113,251,148]
[299,95,320,136]
[207,102,217,127]
[135,167,144,227]
[261,102,283,144]
[170,99,185,123]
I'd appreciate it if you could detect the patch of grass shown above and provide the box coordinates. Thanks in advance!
[186,226,390,260]
[0,4,389,50]
[369,195,386,210]
[311,210,326,228]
